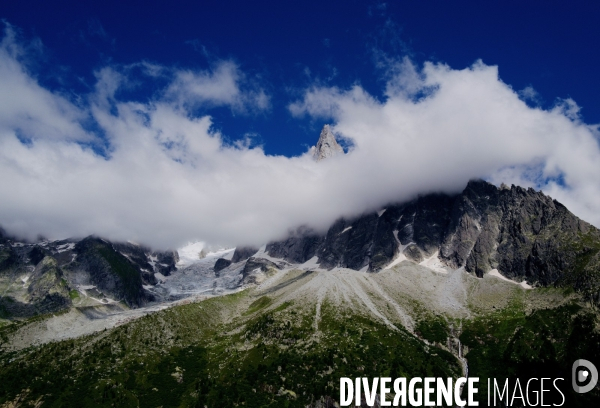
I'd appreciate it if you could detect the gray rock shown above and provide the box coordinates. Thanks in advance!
[266,227,324,264]
[113,242,178,277]
[214,258,232,273]
[232,246,259,263]
[74,237,147,307]
[28,245,48,266]
[312,124,344,161]
[242,257,284,285]
[27,256,71,307]
[266,179,600,304]
[0,256,72,317]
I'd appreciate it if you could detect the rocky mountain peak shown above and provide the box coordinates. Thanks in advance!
[312,124,344,161]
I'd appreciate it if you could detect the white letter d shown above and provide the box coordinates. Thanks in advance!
[340,378,353,406]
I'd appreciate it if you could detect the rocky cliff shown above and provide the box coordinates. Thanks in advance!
[74,237,148,308]
[265,180,600,301]
[0,234,180,316]
[312,124,344,161]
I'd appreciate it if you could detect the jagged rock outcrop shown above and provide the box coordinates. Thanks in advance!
[154,250,179,275]
[312,124,344,161]
[0,245,18,273]
[113,242,178,278]
[26,256,72,310]
[267,193,455,272]
[28,245,48,266]
[439,181,600,295]
[0,232,179,316]
[242,257,284,285]
[232,246,259,263]
[214,258,232,273]
[0,256,72,317]
[265,227,323,264]
[74,237,147,307]
[265,179,600,302]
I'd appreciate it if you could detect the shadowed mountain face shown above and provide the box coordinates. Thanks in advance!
[74,237,148,308]
[266,180,600,302]
[0,256,72,318]
[0,235,179,316]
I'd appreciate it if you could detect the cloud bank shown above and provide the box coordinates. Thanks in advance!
[1,29,600,249]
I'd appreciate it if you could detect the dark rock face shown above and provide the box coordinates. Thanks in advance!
[265,179,600,302]
[241,257,284,285]
[438,181,600,296]
[154,250,179,276]
[214,258,232,273]
[28,245,48,266]
[113,242,154,273]
[266,227,324,264]
[0,256,72,317]
[232,246,259,263]
[27,256,72,310]
[267,193,455,272]
[113,242,178,277]
[74,237,147,308]
[0,245,18,273]
[0,231,184,316]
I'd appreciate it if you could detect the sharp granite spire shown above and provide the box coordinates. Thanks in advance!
[312,124,344,161]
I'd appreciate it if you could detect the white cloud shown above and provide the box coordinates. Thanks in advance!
[2,26,600,250]
[518,85,542,106]
[164,61,270,113]
[290,59,600,231]
[0,32,91,144]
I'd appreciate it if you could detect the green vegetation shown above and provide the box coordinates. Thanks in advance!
[244,295,272,315]
[0,282,599,407]
[461,302,600,406]
[0,292,463,407]
[415,315,449,344]
[69,289,80,300]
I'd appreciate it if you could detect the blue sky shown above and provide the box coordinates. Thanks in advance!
[2,1,600,248]
[4,0,600,156]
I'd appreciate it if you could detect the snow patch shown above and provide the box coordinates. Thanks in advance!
[176,242,234,267]
[299,256,320,270]
[377,209,386,217]
[384,235,413,270]
[204,247,235,260]
[340,226,352,234]
[176,242,206,267]
[56,243,75,253]
[250,245,287,264]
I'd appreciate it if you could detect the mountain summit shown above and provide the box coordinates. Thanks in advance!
[312,124,344,161]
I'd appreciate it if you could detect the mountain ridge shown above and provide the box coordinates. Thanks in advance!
[260,179,600,303]
[2,178,600,320]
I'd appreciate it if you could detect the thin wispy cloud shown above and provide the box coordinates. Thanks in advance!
[1,26,600,250]
[164,61,270,113]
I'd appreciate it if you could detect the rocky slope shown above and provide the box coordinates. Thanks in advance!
[1,255,597,406]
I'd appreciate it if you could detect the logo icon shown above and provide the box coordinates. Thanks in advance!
[572,359,598,393]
